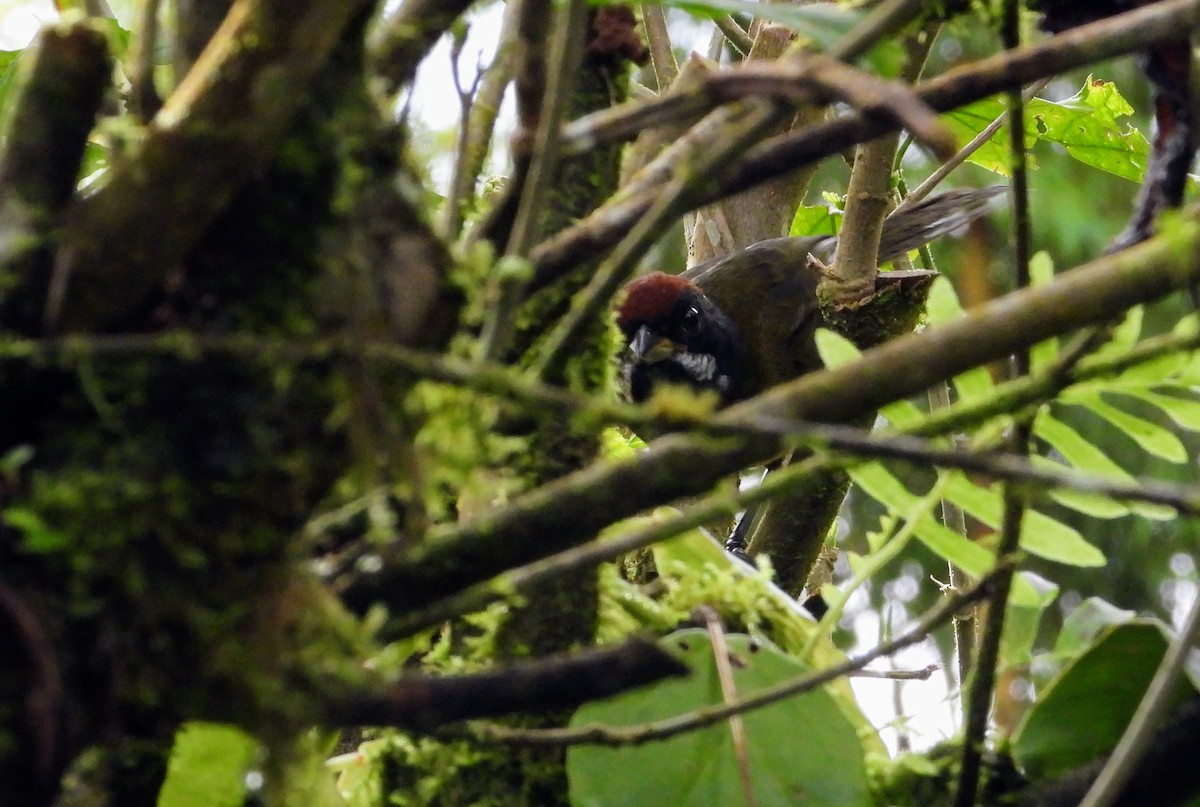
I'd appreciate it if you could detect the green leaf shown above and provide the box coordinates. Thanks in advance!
[0,49,22,122]
[941,97,1023,175]
[1001,572,1060,668]
[567,631,873,807]
[1114,351,1190,385]
[157,722,259,807]
[814,327,859,369]
[940,78,1148,181]
[940,472,1104,567]
[1012,621,1194,779]
[1031,457,1130,518]
[1034,414,1174,520]
[1054,597,1135,657]
[1090,306,1144,363]
[1118,390,1200,432]
[1028,253,1060,373]
[1066,394,1187,463]
[813,330,925,426]
[2,507,68,553]
[1029,78,1149,183]
[790,203,841,237]
[601,426,646,459]
[925,278,994,402]
[849,463,993,576]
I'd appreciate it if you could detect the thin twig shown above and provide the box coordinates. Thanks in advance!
[850,664,941,681]
[326,638,689,731]
[954,6,1033,802]
[697,607,757,807]
[128,0,163,121]
[641,3,677,89]
[464,566,1008,747]
[533,97,782,381]
[478,0,586,361]
[439,23,489,238]
[929,382,976,711]
[715,15,754,56]
[899,79,1051,209]
[371,0,479,94]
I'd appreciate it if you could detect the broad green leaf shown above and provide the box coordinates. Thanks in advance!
[849,463,993,575]
[1066,395,1187,463]
[1029,79,1149,183]
[941,97,1021,175]
[1001,572,1060,668]
[1054,597,1135,657]
[649,514,878,742]
[1013,621,1194,779]
[940,472,1104,567]
[567,631,873,807]
[157,722,259,807]
[790,203,841,237]
[941,79,1148,181]
[1034,413,1174,520]
[1113,351,1190,385]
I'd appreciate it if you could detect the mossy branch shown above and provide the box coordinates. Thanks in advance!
[45,0,374,333]
[0,19,110,332]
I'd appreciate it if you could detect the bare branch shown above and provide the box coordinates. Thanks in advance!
[324,638,689,732]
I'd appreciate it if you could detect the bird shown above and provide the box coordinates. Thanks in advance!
[615,186,1002,573]
[615,186,1003,407]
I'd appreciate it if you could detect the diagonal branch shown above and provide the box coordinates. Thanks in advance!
[324,637,689,732]
[45,0,374,333]
[370,0,481,94]
[531,0,1200,287]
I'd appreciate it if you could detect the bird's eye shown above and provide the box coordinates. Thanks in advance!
[682,307,701,332]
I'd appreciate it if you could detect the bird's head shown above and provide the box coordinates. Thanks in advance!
[615,272,745,405]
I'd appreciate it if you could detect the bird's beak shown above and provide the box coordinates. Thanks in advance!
[630,326,677,364]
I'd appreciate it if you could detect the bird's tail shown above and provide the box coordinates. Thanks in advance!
[876,186,1006,263]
